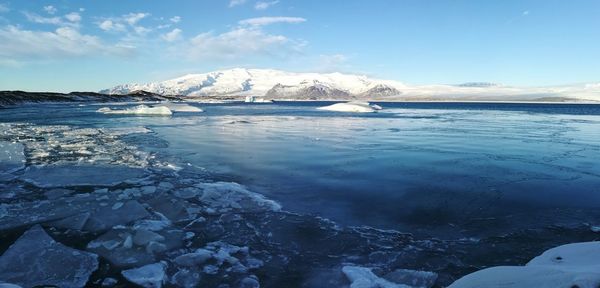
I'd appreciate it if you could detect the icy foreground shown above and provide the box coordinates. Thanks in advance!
[0,225,98,288]
[1,119,599,287]
[449,241,600,288]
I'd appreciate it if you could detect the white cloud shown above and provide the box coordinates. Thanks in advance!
[229,0,247,7]
[24,12,63,25]
[0,3,9,13]
[522,10,530,16]
[161,28,182,42]
[0,25,134,65]
[255,1,279,10]
[123,12,149,25]
[79,8,85,12]
[181,26,304,61]
[239,16,306,26]
[98,20,126,32]
[170,16,181,23]
[98,12,151,35]
[65,12,81,22]
[44,5,57,15]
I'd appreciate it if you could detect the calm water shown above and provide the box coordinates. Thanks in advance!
[3,101,600,239]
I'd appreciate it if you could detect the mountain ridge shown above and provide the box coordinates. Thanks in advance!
[102,68,600,102]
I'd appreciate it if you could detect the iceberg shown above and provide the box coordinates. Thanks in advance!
[244,96,273,103]
[449,241,600,288]
[317,101,381,113]
[97,105,173,116]
[156,103,203,112]
[0,225,98,288]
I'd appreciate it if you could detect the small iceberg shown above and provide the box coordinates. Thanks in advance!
[317,101,382,113]
[97,105,173,116]
[155,103,203,113]
[449,241,600,288]
[244,96,273,103]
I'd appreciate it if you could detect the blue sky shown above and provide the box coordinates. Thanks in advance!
[0,0,599,92]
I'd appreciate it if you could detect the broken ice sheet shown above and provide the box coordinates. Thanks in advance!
[0,225,98,288]
[0,141,25,180]
[21,164,147,188]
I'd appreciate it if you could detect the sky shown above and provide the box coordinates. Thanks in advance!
[0,0,599,92]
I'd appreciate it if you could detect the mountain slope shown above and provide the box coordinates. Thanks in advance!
[102,68,406,99]
[103,68,600,102]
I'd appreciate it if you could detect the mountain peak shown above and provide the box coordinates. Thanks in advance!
[102,68,405,98]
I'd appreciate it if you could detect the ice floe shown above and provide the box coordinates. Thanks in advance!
[244,96,273,103]
[342,266,410,288]
[449,241,600,288]
[156,102,204,112]
[21,165,147,188]
[122,262,168,288]
[0,141,25,174]
[97,105,173,116]
[0,225,98,288]
[317,101,381,113]
[195,182,282,212]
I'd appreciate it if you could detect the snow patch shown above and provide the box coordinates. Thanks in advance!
[449,241,600,288]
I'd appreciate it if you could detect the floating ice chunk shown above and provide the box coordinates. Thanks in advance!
[174,249,213,267]
[122,262,167,288]
[449,241,600,288]
[239,276,260,288]
[195,182,282,212]
[171,268,202,288]
[156,103,203,112]
[0,142,25,175]
[342,266,410,288]
[21,165,146,188]
[0,225,98,288]
[46,212,91,230]
[349,101,383,110]
[97,105,173,116]
[101,277,118,287]
[317,102,378,113]
[83,200,151,232]
[382,269,437,288]
[245,96,273,103]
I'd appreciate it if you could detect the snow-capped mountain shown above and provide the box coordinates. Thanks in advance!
[103,68,600,102]
[102,68,406,99]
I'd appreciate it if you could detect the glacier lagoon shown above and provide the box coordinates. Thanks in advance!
[1,101,600,287]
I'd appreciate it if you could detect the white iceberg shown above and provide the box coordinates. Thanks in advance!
[244,96,273,103]
[97,105,173,116]
[317,101,382,113]
[155,103,203,113]
[449,241,600,288]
